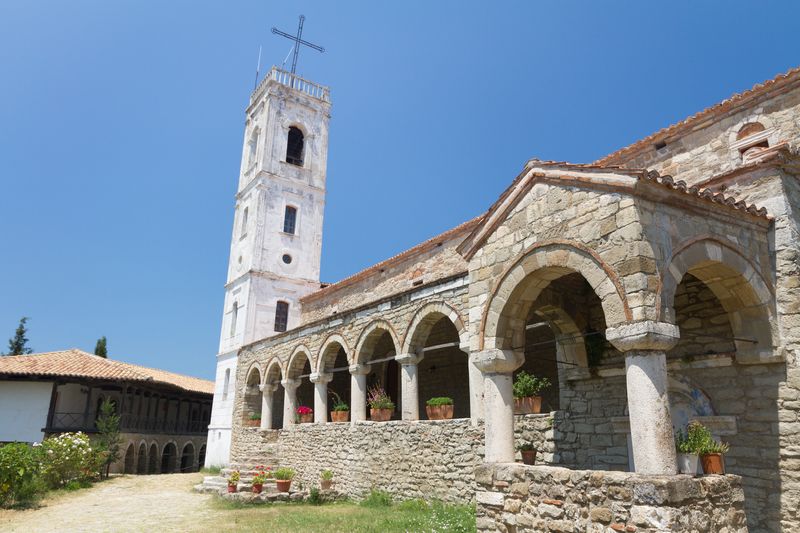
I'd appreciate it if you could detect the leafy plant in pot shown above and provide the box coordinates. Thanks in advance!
[246,412,261,427]
[367,385,395,422]
[700,438,730,475]
[675,421,707,474]
[425,397,454,420]
[227,470,240,493]
[517,443,537,465]
[512,371,551,414]
[251,465,271,493]
[274,467,295,492]
[330,391,350,423]
[296,406,313,423]
[320,469,334,490]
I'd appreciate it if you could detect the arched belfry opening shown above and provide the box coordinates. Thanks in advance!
[286,126,305,166]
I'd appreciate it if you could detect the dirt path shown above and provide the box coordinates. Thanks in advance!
[0,474,218,533]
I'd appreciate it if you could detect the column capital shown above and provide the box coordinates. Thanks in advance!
[605,321,680,353]
[470,348,524,373]
[259,383,278,393]
[309,372,333,384]
[281,378,300,391]
[395,353,423,366]
[349,364,370,376]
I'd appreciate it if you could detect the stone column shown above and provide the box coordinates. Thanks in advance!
[281,379,300,429]
[606,321,680,475]
[396,353,423,420]
[466,353,485,423]
[349,364,370,423]
[471,348,524,463]
[259,383,277,430]
[310,372,333,423]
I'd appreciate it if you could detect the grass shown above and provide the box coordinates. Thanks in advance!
[210,493,475,533]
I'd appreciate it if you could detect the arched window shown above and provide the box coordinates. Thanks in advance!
[274,301,289,333]
[735,122,769,162]
[248,129,259,165]
[240,207,248,239]
[222,368,231,400]
[230,302,239,338]
[286,127,304,166]
[283,206,297,234]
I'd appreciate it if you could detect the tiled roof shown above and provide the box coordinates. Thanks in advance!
[0,349,214,395]
[596,66,800,165]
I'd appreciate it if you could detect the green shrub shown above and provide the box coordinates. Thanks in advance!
[512,371,551,398]
[330,391,349,412]
[397,498,429,511]
[425,397,453,407]
[308,487,322,505]
[361,489,392,507]
[274,467,295,481]
[40,432,101,488]
[0,442,43,508]
[320,469,334,481]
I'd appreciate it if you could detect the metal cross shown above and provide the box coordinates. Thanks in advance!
[271,15,325,75]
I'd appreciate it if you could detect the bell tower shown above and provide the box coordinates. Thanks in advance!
[205,67,331,467]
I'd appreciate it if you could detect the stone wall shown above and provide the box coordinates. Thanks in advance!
[475,463,748,532]
[115,432,207,474]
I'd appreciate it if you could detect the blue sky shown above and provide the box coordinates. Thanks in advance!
[1,1,798,379]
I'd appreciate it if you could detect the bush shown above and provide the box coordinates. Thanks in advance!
[274,467,295,481]
[425,397,453,407]
[0,442,43,508]
[308,487,322,505]
[361,489,392,507]
[512,371,551,398]
[40,432,102,488]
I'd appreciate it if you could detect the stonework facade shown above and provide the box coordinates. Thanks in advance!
[213,65,800,531]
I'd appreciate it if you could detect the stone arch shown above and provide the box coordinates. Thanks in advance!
[264,358,285,430]
[136,441,147,475]
[529,302,590,370]
[287,345,314,413]
[660,237,775,360]
[317,334,350,374]
[402,301,468,355]
[160,441,178,474]
[287,345,314,379]
[197,444,206,469]
[245,363,263,387]
[354,320,401,365]
[179,442,195,473]
[264,358,284,385]
[317,334,351,415]
[482,241,630,351]
[147,442,159,474]
[243,365,263,422]
[123,442,135,474]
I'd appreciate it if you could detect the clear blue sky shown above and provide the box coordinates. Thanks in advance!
[1,1,798,379]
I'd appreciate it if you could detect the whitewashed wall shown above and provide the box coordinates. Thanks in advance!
[0,380,53,443]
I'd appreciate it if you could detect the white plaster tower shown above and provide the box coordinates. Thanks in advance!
[205,67,331,467]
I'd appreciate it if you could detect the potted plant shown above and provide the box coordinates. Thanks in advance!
[320,469,334,490]
[513,371,551,414]
[330,392,350,423]
[675,421,706,475]
[700,438,730,475]
[367,385,395,422]
[251,465,270,493]
[518,443,537,465]
[296,406,313,423]
[274,467,295,492]
[425,397,454,420]
[245,412,261,427]
[227,470,240,493]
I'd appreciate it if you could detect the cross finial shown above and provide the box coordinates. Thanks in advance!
[271,15,325,75]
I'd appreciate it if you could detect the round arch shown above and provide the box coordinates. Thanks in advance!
[354,320,400,365]
[123,442,135,474]
[402,301,468,355]
[179,442,195,473]
[317,334,350,374]
[264,358,284,385]
[287,345,314,379]
[147,442,159,474]
[160,441,178,474]
[244,363,263,387]
[482,242,630,351]
[136,441,147,475]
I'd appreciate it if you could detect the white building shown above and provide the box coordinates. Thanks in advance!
[204,67,331,467]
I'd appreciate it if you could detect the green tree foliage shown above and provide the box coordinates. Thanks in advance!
[94,399,121,478]
[0,443,43,507]
[94,336,107,358]
[5,317,32,356]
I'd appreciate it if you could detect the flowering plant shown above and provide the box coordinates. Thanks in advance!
[296,406,313,415]
[251,465,273,484]
[228,470,240,485]
[367,385,395,410]
[40,432,102,487]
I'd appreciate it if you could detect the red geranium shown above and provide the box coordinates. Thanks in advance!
[296,405,313,415]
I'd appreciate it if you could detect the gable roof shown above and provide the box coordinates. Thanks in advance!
[456,159,770,260]
[0,349,214,395]
[596,66,800,166]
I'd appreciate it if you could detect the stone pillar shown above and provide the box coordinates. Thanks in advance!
[310,372,333,423]
[396,353,423,420]
[467,354,485,422]
[471,348,524,463]
[259,384,277,430]
[606,321,680,475]
[349,364,370,423]
[281,379,300,429]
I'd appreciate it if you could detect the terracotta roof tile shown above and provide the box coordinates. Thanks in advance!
[0,349,214,395]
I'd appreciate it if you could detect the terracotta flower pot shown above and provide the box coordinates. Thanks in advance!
[227,484,237,493]
[251,483,263,494]
[276,479,292,492]
[370,408,393,422]
[245,419,261,427]
[299,413,313,423]
[330,410,349,423]
[700,453,725,475]
[320,479,333,490]
[426,404,454,420]
[514,396,542,415]
[520,450,537,465]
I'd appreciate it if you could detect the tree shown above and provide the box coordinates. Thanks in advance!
[6,317,32,355]
[95,398,121,478]
[94,336,107,358]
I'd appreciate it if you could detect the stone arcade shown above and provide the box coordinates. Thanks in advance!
[205,65,800,532]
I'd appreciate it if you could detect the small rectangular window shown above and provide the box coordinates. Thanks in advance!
[240,207,249,239]
[274,301,289,332]
[283,206,297,234]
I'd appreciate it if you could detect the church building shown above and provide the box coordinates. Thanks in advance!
[205,64,800,532]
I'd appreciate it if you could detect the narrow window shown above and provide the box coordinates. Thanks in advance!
[248,129,259,165]
[286,127,304,166]
[240,207,249,239]
[274,301,289,332]
[230,302,238,337]
[736,122,769,162]
[222,369,230,400]
[283,206,297,234]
